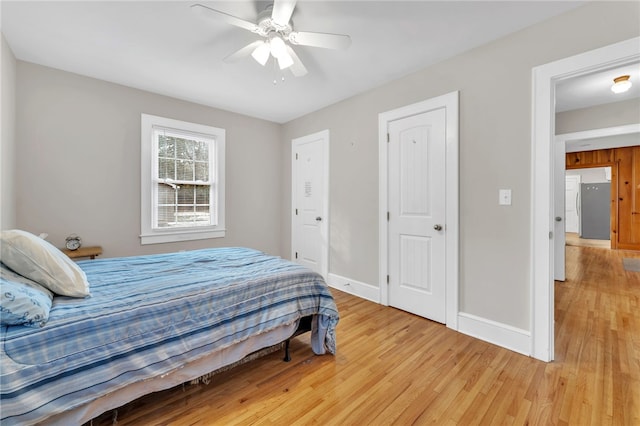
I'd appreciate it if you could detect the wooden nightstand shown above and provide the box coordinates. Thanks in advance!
[61,246,103,260]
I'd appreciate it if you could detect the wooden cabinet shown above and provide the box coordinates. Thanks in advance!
[616,146,640,250]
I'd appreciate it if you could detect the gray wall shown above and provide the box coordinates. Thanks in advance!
[15,62,283,258]
[556,98,640,135]
[1,34,17,230]
[280,1,640,330]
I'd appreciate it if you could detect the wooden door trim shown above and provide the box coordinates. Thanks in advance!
[378,91,459,329]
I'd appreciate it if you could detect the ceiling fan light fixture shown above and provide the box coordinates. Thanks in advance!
[611,75,632,94]
[269,34,287,58]
[277,52,294,70]
[251,42,270,66]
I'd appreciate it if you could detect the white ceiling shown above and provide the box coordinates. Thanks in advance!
[556,63,640,112]
[0,0,603,123]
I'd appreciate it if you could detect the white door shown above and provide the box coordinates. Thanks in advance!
[388,108,446,323]
[565,175,581,233]
[553,139,566,281]
[292,130,329,278]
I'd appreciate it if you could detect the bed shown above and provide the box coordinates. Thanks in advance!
[0,231,339,425]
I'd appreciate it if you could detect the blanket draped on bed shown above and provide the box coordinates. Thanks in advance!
[0,247,338,425]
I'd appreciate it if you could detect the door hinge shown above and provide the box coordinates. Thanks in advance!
[386,275,390,284]
[549,231,553,239]
[387,133,390,143]
[295,208,298,215]
[295,153,298,160]
[387,211,390,221]
[295,252,298,259]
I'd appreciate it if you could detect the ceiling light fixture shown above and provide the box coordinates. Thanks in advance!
[250,34,294,70]
[269,34,287,59]
[611,75,632,94]
[277,53,294,70]
[251,42,270,66]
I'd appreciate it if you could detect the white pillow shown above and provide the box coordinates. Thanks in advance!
[0,230,90,297]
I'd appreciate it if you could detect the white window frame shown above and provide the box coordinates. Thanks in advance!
[140,113,225,244]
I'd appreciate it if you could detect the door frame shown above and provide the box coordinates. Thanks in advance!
[291,129,330,280]
[531,36,639,362]
[378,91,459,329]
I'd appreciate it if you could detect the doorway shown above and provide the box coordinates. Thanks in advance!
[531,36,640,362]
[565,166,612,248]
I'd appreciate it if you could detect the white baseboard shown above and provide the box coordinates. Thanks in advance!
[327,273,379,303]
[457,312,531,356]
[327,275,531,356]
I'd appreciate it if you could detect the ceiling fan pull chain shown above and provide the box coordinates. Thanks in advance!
[273,58,278,85]
[271,59,286,85]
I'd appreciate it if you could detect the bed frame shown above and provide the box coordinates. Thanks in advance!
[283,315,313,361]
[52,315,318,426]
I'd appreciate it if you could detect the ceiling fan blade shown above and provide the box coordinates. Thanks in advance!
[223,40,265,63]
[285,45,307,77]
[191,4,259,33]
[271,0,297,27]
[289,31,351,50]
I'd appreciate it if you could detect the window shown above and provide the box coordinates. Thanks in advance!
[141,114,225,244]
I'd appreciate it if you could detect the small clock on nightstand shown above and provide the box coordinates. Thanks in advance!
[65,234,82,251]
[61,235,102,260]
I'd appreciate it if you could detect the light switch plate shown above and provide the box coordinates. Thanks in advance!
[499,189,512,206]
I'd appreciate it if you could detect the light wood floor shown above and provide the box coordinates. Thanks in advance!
[565,232,611,249]
[90,246,639,425]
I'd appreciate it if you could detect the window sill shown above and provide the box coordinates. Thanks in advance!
[140,228,226,245]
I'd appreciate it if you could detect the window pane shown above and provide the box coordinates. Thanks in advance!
[157,206,175,227]
[157,184,174,204]
[158,135,175,158]
[177,185,194,204]
[158,158,175,180]
[195,161,209,181]
[176,138,195,160]
[196,185,210,204]
[195,141,208,161]
[176,205,195,224]
[195,206,210,224]
[177,160,194,181]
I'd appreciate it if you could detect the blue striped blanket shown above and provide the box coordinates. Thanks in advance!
[0,247,338,425]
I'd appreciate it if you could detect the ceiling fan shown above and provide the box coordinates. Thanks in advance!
[191,0,351,77]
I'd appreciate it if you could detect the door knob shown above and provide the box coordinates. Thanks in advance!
[315,217,322,222]
[433,224,443,231]
[555,216,562,222]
